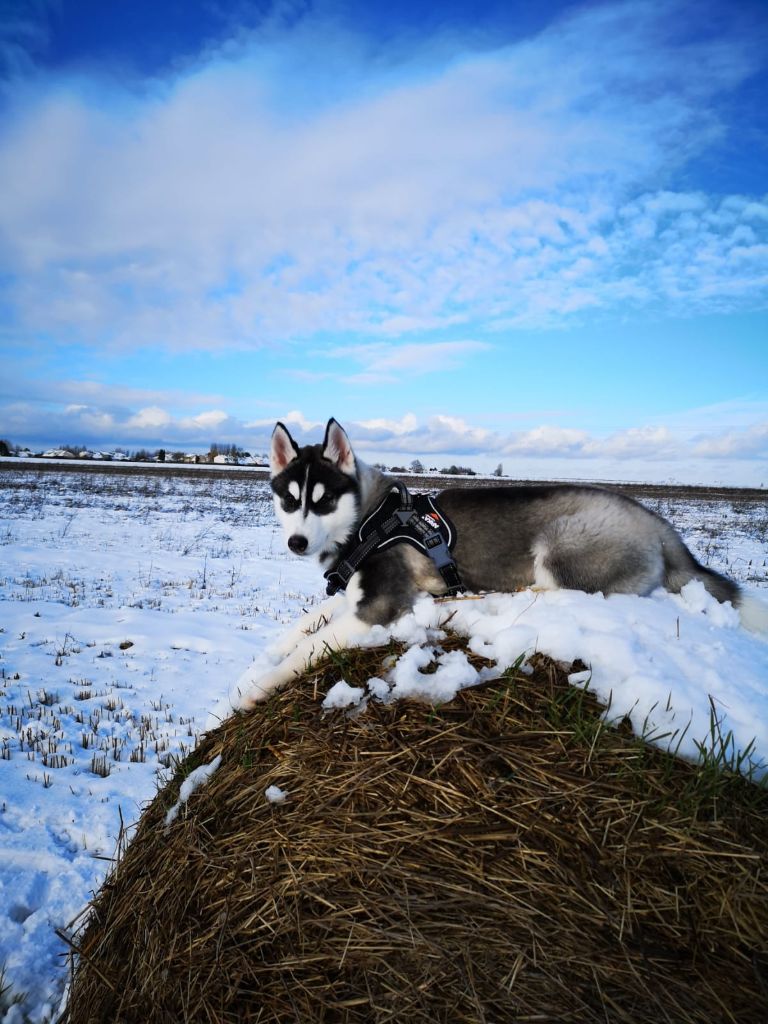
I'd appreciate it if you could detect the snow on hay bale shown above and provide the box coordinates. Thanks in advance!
[63,641,768,1023]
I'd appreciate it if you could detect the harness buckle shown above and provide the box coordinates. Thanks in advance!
[336,559,355,581]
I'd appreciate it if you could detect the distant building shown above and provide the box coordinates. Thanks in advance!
[42,449,75,459]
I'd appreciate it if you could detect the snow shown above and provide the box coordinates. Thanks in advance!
[164,755,222,826]
[0,466,766,1022]
[322,680,366,709]
[379,585,768,765]
[387,644,484,702]
[314,582,768,768]
[264,785,288,804]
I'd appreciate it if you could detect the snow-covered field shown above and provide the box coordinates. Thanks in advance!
[1,466,767,1022]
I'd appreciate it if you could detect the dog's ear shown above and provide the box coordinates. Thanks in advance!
[322,418,355,475]
[270,421,299,476]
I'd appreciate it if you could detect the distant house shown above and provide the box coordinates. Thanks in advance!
[213,454,236,465]
[42,449,75,459]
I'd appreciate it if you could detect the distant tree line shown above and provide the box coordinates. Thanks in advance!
[387,460,504,477]
[1,438,505,477]
[389,461,482,476]
[0,439,265,465]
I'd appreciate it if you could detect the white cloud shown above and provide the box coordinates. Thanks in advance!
[649,399,768,436]
[0,1,51,78]
[2,389,767,483]
[357,414,419,436]
[350,413,496,454]
[245,409,321,435]
[693,421,768,457]
[126,407,173,430]
[323,340,490,382]
[180,410,230,430]
[503,426,590,455]
[584,426,680,458]
[73,408,116,433]
[0,1,765,349]
[0,376,226,411]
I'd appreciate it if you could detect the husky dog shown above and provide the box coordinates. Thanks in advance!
[235,418,765,705]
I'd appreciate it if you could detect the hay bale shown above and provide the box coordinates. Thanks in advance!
[63,644,768,1023]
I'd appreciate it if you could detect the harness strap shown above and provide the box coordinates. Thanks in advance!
[324,482,465,597]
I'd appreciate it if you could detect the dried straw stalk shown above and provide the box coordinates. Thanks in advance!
[62,644,768,1023]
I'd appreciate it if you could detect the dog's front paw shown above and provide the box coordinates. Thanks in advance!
[265,634,299,663]
[203,664,277,729]
[233,664,296,709]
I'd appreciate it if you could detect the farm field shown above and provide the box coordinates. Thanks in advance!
[0,463,767,1022]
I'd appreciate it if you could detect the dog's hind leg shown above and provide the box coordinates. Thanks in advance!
[532,535,665,596]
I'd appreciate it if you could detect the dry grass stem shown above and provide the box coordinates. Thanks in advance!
[62,642,768,1023]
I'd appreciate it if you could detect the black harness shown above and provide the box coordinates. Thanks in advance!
[324,482,465,597]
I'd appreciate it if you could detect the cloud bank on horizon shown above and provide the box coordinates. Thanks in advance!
[0,0,766,484]
[2,398,767,487]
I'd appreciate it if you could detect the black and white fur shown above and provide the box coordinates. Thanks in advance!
[236,418,767,705]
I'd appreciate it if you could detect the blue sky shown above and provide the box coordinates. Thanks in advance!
[0,0,766,483]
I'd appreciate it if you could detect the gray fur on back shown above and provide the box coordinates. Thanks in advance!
[436,484,739,605]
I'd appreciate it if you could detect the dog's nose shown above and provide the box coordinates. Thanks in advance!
[288,534,308,554]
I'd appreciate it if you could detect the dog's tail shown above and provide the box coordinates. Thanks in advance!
[662,533,768,634]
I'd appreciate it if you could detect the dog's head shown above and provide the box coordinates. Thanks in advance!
[269,418,360,562]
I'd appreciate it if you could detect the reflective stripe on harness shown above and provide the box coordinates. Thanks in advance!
[324,481,465,597]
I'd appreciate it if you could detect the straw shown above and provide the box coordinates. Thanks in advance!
[62,640,768,1023]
